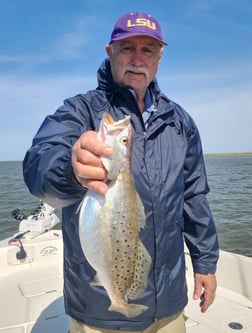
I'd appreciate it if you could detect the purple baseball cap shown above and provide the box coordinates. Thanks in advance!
[109,12,168,46]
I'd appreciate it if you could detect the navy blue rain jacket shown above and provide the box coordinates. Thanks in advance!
[23,59,219,331]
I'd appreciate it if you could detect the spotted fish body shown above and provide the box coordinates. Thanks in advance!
[79,113,151,318]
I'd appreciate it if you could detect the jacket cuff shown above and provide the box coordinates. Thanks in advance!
[191,261,217,274]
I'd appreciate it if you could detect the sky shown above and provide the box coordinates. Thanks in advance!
[0,0,252,161]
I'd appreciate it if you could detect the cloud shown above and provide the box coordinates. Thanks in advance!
[51,18,92,59]
[191,89,252,153]
[0,16,104,67]
[0,73,97,161]
[0,73,97,124]
[159,64,252,153]
[0,59,251,161]
[0,54,50,64]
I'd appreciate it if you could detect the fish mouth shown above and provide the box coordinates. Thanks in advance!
[104,114,131,133]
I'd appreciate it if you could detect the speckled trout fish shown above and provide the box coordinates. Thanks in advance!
[79,113,151,318]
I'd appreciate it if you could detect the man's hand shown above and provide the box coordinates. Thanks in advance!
[71,131,113,195]
[193,273,217,313]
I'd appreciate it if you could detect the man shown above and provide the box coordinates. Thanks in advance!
[23,12,219,333]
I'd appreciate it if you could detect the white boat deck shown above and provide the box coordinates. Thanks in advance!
[0,230,251,332]
[185,251,252,333]
[186,278,252,332]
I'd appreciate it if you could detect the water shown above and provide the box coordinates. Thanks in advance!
[204,155,252,257]
[0,157,251,257]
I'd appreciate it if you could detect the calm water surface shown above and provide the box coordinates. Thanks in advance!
[0,157,251,257]
[205,155,252,257]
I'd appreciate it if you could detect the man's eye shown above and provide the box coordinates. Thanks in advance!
[121,46,133,53]
[143,47,155,54]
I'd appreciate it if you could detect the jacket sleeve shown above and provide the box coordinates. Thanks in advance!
[23,96,92,208]
[183,119,219,274]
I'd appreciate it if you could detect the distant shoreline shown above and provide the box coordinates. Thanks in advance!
[1,152,252,162]
[204,152,252,157]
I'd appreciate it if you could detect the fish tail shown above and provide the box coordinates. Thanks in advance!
[108,302,148,318]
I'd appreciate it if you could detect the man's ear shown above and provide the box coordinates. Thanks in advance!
[105,44,112,57]
[158,48,164,65]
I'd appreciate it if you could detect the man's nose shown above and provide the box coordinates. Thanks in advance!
[130,49,144,66]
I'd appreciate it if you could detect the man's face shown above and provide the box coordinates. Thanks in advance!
[106,36,163,97]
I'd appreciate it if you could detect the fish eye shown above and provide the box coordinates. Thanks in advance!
[120,136,128,145]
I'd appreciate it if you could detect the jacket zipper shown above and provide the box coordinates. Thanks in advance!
[142,114,181,321]
[172,117,181,135]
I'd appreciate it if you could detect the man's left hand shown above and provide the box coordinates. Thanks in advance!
[193,273,217,313]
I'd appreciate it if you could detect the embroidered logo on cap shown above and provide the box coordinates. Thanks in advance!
[127,18,157,31]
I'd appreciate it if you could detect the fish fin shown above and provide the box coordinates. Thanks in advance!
[98,114,115,177]
[97,113,109,142]
[136,193,146,231]
[108,302,148,318]
[101,155,120,180]
[126,241,152,300]
[98,113,121,180]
